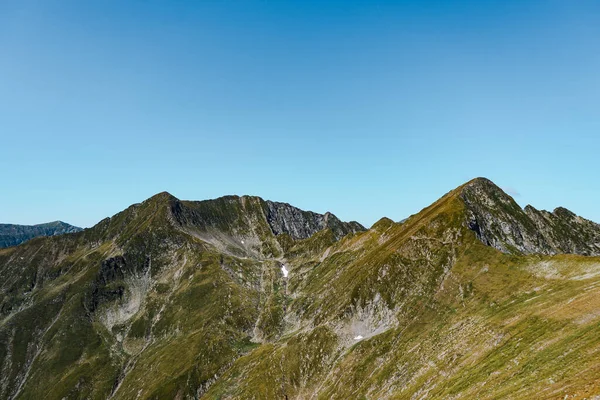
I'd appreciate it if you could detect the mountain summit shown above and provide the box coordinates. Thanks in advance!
[1,181,600,399]
[460,177,600,255]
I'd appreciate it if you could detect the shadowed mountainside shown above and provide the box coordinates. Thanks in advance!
[0,221,82,249]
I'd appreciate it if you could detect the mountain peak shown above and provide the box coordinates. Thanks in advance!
[458,179,600,256]
[371,217,395,232]
[0,221,82,248]
[459,177,511,199]
[463,176,497,187]
[553,206,576,218]
[144,191,178,204]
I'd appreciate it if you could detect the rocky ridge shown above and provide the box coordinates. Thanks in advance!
[0,221,82,248]
[2,181,600,399]
[169,194,365,259]
[461,177,600,255]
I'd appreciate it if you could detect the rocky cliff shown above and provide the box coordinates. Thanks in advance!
[461,177,600,255]
[264,199,364,240]
[169,194,365,258]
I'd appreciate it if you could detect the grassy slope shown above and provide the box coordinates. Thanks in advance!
[0,194,274,399]
[2,187,600,399]
[205,186,600,399]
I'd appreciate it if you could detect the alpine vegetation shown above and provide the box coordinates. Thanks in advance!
[1,179,600,399]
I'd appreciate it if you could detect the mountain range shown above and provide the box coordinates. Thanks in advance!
[1,178,600,399]
[0,221,82,249]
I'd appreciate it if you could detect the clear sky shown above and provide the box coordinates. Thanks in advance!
[1,0,599,228]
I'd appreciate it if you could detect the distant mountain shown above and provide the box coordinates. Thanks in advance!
[1,182,600,399]
[0,221,82,248]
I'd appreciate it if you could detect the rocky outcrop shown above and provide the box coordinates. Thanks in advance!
[0,221,82,248]
[524,205,600,256]
[461,178,600,255]
[265,200,364,240]
[169,195,365,258]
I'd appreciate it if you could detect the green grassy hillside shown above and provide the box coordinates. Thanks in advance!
[1,180,600,399]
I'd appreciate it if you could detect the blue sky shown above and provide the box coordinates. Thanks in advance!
[1,0,599,228]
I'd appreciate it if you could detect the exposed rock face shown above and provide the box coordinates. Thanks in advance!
[265,200,364,240]
[461,178,600,255]
[524,205,600,256]
[168,195,365,258]
[0,221,82,248]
